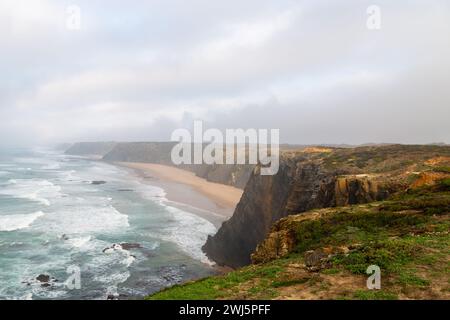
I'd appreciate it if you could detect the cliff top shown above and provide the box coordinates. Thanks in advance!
[147,178,450,300]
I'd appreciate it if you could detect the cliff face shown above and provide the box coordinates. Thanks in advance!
[203,145,450,268]
[64,142,117,157]
[150,179,450,300]
[203,154,343,267]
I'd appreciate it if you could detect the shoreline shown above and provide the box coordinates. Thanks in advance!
[114,162,243,227]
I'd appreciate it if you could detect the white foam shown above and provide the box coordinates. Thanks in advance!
[0,179,62,206]
[102,244,137,267]
[34,205,129,234]
[159,206,217,264]
[0,211,45,232]
[66,235,94,250]
[132,176,216,264]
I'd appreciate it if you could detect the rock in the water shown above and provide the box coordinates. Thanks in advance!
[120,243,142,250]
[36,274,50,283]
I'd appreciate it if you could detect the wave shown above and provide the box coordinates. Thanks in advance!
[0,211,45,232]
[159,205,217,264]
[133,178,216,264]
[0,179,62,206]
[66,235,94,250]
[33,205,129,234]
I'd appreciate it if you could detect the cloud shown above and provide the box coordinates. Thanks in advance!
[0,0,449,147]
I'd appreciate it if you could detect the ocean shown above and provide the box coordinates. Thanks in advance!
[0,148,217,300]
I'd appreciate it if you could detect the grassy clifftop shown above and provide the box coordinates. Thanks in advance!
[147,179,450,300]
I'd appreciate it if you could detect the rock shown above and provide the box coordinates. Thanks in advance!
[103,243,142,253]
[120,243,142,250]
[304,249,330,272]
[251,228,296,264]
[36,274,50,283]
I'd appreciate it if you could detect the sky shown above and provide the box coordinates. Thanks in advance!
[1,0,449,147]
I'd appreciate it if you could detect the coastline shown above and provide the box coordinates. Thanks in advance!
[114,162,243,227]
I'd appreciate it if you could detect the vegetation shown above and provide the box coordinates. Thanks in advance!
[148,183,450,300]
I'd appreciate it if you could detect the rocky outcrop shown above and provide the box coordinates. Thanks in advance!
[334,175,388,206]
[203,145,450,268]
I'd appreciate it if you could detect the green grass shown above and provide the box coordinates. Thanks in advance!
[271,278,309,288]
[441,178,450,189]
[293,207,432,254]
[397,273,430,287]
[353,290,398,300]
[147,263,284,300]
[433,166,450,173]
[147,188,449,300]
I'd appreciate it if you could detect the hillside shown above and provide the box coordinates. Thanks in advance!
[204,145,450,267]
[64,142,117,157]
[148,179,450,300]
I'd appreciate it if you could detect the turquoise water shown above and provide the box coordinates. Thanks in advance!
[0,148,217,300]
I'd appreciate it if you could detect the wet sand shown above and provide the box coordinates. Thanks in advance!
[115,162,243,226]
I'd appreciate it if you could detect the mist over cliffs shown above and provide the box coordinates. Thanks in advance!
[64,142,117,156]
[64,141,253,189]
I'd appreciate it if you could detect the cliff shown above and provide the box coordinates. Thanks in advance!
[102,142,177,164]
[148,174,450,300]
[203,145,450,268]
[102,142,254,189]
[64,142,117,157]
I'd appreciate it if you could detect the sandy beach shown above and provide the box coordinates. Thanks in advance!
[116,162,243,224]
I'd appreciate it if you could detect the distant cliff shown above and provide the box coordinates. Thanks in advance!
[203,145,450,268]
[102,142,176,163]
[65,142,117,157]
[102,142,254,189]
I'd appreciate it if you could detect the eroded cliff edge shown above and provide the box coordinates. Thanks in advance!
[203,145,450,268]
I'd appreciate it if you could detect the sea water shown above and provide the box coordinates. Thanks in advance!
[0,148,217,300]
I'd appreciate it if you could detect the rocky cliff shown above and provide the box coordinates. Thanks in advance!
[150,176,450,300]
[203,145,450,268]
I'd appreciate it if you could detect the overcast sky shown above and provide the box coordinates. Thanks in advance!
[1,0,449,147]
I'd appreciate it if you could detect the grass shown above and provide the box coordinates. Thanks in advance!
[147,187,449,300]
[397,273,430,287]
[332,240,421,274]
[433,166,450,173]
[353,290,398,300]
[147,263,284,300]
